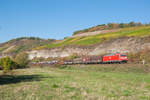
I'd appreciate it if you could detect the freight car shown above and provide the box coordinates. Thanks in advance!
[82,56,102,64]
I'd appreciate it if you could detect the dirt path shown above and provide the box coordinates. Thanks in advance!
[72,29,120,37]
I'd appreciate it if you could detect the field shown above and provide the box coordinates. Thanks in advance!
[0,64,150,100]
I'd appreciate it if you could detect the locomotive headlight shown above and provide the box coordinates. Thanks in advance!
[121,57,127,59]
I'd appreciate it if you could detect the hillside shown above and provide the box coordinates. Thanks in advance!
[1,25,150,61]
[0,37,55,57]
[35,26,150,49]
[28,25,150,61]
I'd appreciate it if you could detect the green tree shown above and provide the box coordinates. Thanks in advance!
[129,22,136,27]
[119,23,128,28]
[107,23,113,29]
[15,52,29,68]
[0,58,3,69]
[0,56,16,73]
[107,23,119,29]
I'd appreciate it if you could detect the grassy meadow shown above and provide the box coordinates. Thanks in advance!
[0,64,150,100]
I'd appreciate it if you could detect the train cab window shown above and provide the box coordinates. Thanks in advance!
[120,54,127,57]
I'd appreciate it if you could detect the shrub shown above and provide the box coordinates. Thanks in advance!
[0,56,16,73]
[127,53,140,63]
[14,52,29,68]
[69,53,80,60]
[127,48,150,64]
[0,59,3,70]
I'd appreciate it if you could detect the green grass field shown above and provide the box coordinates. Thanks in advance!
[35,26,150,49]
[0,64,150,100]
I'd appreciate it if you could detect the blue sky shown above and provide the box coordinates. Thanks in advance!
[0,0,150,43]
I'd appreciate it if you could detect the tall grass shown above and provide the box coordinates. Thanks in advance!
[1,65,150,100]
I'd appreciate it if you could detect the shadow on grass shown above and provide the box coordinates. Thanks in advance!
[0,75,52,85]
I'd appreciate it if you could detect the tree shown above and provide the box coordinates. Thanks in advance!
[0,58,3,69]
[107,23,113,29]
[15,52,29,68]
[135,22,143,26]
[0,56,16,73]
[129,22,136,27]
[107,23,119,29]
[119,23,128,28]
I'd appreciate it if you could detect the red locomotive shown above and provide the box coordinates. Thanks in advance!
[102,53,128,63]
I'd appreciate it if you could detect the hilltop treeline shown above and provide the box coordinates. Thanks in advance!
[7,37,55,43]
[73,22,150,35]
[0,37,55,57]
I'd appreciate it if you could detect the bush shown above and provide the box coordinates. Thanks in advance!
[127,48,150,64]
[69,53,80,60]
[0,56,16,73]
[14,52,29,68]
[0,59,2,69]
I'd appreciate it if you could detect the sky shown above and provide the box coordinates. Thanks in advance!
[0,0,150,43]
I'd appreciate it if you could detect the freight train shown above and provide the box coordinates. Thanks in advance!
[32,53,128,65]
[67,53,128,64]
